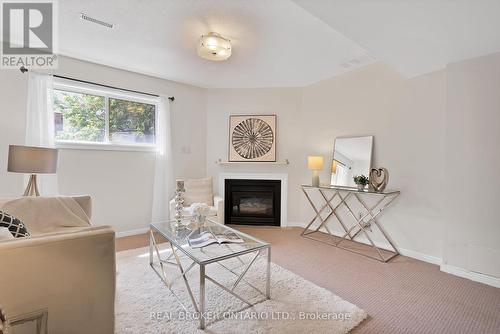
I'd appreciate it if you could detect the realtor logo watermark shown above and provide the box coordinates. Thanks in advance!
[1,1,58,69]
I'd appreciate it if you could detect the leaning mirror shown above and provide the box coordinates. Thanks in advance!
[330,136,373,188]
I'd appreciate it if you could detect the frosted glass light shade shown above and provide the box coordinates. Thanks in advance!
[307,156,324,170]
[197,32,232,61]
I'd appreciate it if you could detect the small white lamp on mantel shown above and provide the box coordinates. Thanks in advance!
[308,156,324,187]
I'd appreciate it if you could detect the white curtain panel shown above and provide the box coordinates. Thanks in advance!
[151,96,174,222]
[25,72,59,195]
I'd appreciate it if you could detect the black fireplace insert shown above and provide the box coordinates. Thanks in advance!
[224,179,281,226]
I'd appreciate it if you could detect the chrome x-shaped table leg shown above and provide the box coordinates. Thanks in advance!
[301,186,400,262]
[149,230,270,329]
[301,188,355,245]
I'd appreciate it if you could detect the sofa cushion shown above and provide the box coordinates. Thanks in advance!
[0,210,30,238]
[0,227,15,240]
[184,177,214,206]
[0,197,91,235]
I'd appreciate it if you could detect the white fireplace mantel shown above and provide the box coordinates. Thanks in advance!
[218,172,288,227]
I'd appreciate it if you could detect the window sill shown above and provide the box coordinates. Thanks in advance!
[55,141,157,153]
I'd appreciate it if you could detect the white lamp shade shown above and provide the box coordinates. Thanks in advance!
[197,32,232,61]
[8,145,58,174]
[307,156,324,170]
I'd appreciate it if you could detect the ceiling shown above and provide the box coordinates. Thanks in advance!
[52,0,500,88]
[292,0,500,78]
[58,0,373,88]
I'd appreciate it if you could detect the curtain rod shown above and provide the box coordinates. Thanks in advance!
[19,66,175,101]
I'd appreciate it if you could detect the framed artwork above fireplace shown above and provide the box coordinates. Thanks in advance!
[228,115,276,162]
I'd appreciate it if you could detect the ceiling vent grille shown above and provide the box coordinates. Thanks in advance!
[340,53,375,69]
[80,13,115,29]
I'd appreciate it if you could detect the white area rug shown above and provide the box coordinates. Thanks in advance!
[116,246,367,333]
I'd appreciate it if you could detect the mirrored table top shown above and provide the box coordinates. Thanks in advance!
[301,184,400,195]
[150,218,269,265]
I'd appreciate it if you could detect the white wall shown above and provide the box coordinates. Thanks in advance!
[206,62,447,260]
[0,56,207,233]
[444,52,500,280]
[205,57,500,285]
[205,88,304,224]
[301,63,446,260]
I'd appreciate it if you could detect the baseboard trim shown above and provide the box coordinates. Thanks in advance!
[285,221,303,228]
[286,221,307,228]
[440,264,500,289]
[291,223,499,288]
[116,227,149,238]
[287,221,443,265]
[399,248,442,265]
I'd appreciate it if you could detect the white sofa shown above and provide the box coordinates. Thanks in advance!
[169,177,224,224]
[0,196,115,334]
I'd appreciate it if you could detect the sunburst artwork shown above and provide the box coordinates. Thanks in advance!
[229,115,276,162]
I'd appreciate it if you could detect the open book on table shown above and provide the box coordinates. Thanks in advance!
[187,228,244,248]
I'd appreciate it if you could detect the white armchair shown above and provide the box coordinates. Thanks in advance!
[169,177,224,224]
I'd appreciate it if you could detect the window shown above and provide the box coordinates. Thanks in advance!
[52,79,158,150]
[109,98,156,145]
[53,90,106,142]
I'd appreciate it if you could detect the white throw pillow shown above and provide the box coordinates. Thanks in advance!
[184,177,214,206]
[0,227,14,240]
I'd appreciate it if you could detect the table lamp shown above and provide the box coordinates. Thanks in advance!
[7,145,58,196]
[307,156,324,187]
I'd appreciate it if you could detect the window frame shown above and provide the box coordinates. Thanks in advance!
[52,78,160,152]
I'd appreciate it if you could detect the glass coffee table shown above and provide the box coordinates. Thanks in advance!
[149,218,271,329]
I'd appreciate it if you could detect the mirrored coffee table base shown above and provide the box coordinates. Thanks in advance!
[149,220,271,330]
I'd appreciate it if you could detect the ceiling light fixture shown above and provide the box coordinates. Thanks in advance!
[197,32,231,61]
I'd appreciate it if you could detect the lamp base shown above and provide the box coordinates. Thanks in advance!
[23,174,40,196]
[311,171,320,187]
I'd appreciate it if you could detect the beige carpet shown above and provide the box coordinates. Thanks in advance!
[117,227,500,334]
[116,246,367,333]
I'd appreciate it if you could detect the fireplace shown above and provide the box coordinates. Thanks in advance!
[224,179,281,226]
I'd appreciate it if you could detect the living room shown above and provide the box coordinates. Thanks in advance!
[1,1,499,333]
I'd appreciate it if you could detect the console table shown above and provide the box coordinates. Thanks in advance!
[301,185,400,262]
